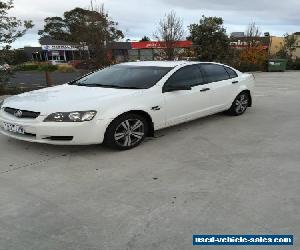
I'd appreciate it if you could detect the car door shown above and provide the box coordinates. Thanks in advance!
[200,64,238,111]
[224,66,241,101]
[162,65,213,126]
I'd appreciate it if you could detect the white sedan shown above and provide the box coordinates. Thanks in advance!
[0,61,255,150]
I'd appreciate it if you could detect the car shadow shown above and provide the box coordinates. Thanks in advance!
[151,112,229,139]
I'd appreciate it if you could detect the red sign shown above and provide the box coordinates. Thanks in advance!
[131,41,192,49]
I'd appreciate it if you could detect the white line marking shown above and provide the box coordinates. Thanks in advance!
[253,94,266,97]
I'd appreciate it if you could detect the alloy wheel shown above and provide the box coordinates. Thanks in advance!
[114,119,145,147]
[234,94,249,114]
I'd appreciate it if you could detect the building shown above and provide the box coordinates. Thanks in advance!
[229,36,271,50]
[24,37,89,63]
[229,35,284,56]
[24,35,290,64]
[110,40,193,62]
[24,39,193,63]
[230,32,245,38]
[269,36,285,56]
[108,42,131,62]
[23,46,44,61]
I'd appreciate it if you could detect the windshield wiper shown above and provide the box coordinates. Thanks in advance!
[75,83,143,89]
[75,83,102,86]
[68,71,96,85]
[68,79,78,85]
[113,86,142,89]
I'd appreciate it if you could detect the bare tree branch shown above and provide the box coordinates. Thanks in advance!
[155,11,185,60]
[245,22,261,47]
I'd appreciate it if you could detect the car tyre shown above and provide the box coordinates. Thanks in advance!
[104,113,148,150]
[227,92,250,116]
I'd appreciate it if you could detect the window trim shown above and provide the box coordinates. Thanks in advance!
[224,66,238,79]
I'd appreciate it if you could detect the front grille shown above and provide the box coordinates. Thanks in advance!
[4,107,40,119]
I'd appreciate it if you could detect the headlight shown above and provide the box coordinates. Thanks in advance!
[44,111,97,122]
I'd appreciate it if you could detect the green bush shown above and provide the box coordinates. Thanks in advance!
[294,59,300,70]
[57,64,75,73]
[237,62,262,72]
[14,63,60,72]
[0,84,29,95]
[287,58,300,70]
[38,64,58,72]
[0,84,4,95]
[17,64,39,71]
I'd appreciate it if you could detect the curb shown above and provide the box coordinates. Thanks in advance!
[0,95,10,101]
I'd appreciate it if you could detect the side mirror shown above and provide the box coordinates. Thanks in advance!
[163,84,192,93]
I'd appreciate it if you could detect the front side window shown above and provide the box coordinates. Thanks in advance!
[164,65,204,88]
[201,64,230,83]
[72,65,172,89]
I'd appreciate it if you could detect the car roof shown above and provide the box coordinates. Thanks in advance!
[119,61,201,68]
[116,61,239,72]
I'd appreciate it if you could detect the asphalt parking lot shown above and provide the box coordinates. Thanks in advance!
[0,71,299,250]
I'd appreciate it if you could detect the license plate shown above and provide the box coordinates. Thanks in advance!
[3,122,25,134]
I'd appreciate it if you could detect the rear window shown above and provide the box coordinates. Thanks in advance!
[225,67,238,78]
[200,64,229,83]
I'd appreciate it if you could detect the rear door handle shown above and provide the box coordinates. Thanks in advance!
[232,80,239,84]
[200,88,210,92]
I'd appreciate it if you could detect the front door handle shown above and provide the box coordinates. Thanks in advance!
[232,80,239,84]
[200,88,210,92]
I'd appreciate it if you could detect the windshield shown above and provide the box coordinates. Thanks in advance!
[72,65,173,89]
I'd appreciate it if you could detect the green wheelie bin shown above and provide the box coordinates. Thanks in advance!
[268,59,288,72]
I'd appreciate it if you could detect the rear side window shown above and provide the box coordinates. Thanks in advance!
[165,65,205,88]
[225,67,238,78]
[201,64,229,83]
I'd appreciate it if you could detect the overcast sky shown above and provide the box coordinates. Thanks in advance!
[9,0,300,48]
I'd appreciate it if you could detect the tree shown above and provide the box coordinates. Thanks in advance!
[38,17,71,42]
[233,23,267,71]
[140,36,150,42]
[0,0,33,45]
[246,22,261,38]
[189,16,229,61]
[0,0,33,84]
[276,33,297,59]
[38,4,124,66]
[239,44,268,71]
[245,22,262,47]
[155,11,184,60]
[1,48,27,65]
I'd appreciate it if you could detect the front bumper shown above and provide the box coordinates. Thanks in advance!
[0,109,110,145]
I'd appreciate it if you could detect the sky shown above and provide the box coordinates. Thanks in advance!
[9,0,300,48]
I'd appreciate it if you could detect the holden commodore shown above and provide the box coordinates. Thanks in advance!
[0,61,254,150]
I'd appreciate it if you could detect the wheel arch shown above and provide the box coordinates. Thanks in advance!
[240,89,252,107]
[106,110,154,137]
